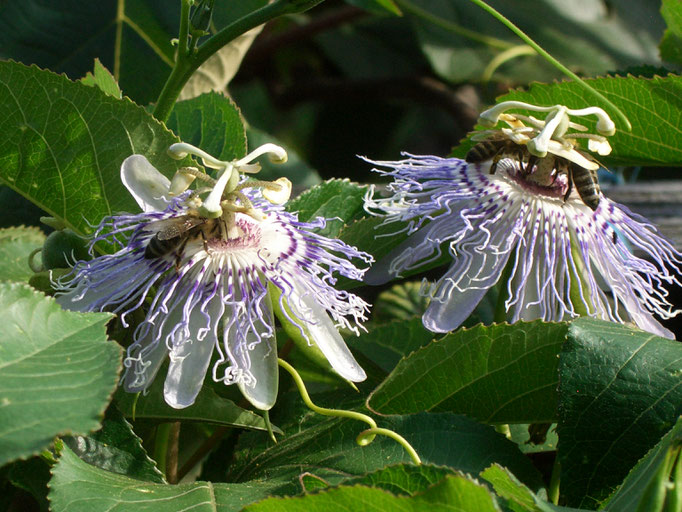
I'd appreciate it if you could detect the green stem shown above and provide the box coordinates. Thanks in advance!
[178,0,192,58]
[395,0,512,50]
[154,423,172,478]
[153,0,325,122]
[549,455,561,505]
[468,0,631,132]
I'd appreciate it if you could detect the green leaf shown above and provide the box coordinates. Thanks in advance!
[340,463,458,495]
[79,59,121,99]
[0,282,120,466]
[410,0,663,85]
[287,179,368,238]
[230,412,545,495]
[557,318,682,508]
[487,75,682,167]
[368,321,567,424]
[63,406,165,483]
[0,61,185,236]
[0,226,45,282]
[481,464,563,512]
[346,317,434,373]
[115,376,278,433]
[660,0,682,66]
[604,417,682,512]
[166,92,247,163]
[48,441,281,512]
[243,474,501,512]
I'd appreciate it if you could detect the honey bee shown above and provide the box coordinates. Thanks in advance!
[466,133,603,211]
[144,213,223,268]
[466,134,532,174]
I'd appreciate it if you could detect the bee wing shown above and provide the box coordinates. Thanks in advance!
[146,216,205,240]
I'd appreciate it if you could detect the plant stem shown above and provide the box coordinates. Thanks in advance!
[153,0,325,122]
[153,423,171,478]
[166,421,181,484]
[468,0,631,132]
[178,0,192,59]
[549,455,561,505]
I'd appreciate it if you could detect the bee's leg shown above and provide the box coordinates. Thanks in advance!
[175,238,189,272]
[563,165,574,202]
[525,154,537,174]
[490,153,501,175]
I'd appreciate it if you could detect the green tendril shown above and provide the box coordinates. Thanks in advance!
[468,0,632,132]
[358,428,422,465]
[263,410,277,444]
[278,359,421,465]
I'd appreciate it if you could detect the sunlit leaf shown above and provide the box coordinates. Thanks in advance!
[0,282,120,466]
[557,318,682,508]
[368,321,567,424]
[243,474,501,512]
[79,59,121,99]
[0,61,185,236]
[167,91,248,162]
[457,74,682,167]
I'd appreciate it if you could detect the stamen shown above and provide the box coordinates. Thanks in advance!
[234,143,288,168]
[168,142,227,170]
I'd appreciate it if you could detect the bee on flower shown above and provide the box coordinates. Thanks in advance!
[56,142,371,410]
[363,102,682,339]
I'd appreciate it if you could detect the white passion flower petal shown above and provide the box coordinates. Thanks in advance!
[121,155,172,212]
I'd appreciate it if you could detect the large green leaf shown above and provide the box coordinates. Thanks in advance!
[368,321,567,424]
[467,75,682,167]
[48,441,281,512]
[166,92,247,163]
[410,0,663,85]
[0,1,267,105]
[0,226,45,282]
[243,474,501,512]
[557,318,682,508]
[660,0,682,66]
[0,61,185,236]
[603,417,682,512]
[230,411,544,495]
[63,406,165,483]
[0,282,120,466]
